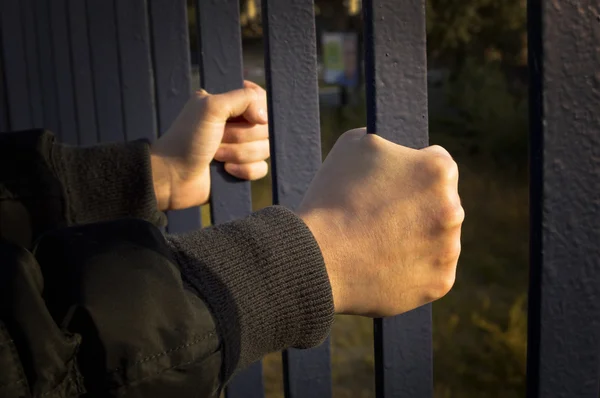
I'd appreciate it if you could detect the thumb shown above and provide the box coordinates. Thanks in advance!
[204,83,268,125]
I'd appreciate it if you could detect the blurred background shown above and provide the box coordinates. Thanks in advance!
[190,1,529,396]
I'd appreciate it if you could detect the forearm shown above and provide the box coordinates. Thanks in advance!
[167,205,334,382]
[16,206,334,393]
[0,129,166,247]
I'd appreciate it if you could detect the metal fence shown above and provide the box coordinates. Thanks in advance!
[0,0,598,397]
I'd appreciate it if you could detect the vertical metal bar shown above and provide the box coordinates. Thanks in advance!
[21,0,44,128]
[115,0,157,142]
[363,0,433,397]
[68,0,98,146]
[87,0,124,144]
[33,0,60,136]
[526,1,600,397]
[261,1,332,397]
[196,0,253,225]
[148,0,199,233]
[0,0,32,131]
[0,24,9,132]
[49,0,78,144]
[195,1,259,396]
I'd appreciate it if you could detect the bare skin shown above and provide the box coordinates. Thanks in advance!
[150,81,270,211]
[297,130,463,317]
[150,84,464,319]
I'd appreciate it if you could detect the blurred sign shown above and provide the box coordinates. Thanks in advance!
[322,32,359,88]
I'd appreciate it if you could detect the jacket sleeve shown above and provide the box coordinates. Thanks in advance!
[167,205,335,383]
[5,209,333,397]
[0,129,334,396]
[0,129,166,249]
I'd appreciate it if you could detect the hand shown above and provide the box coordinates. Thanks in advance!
[297,129,464,318]
[150,81,270,211]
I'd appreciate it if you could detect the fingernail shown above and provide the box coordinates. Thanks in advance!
[258,108,268,123]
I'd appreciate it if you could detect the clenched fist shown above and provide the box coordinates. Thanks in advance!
[150,81,270,211]
[297,129,464,318]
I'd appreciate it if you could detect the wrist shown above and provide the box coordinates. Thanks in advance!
[297,209,350,315]
[150,152,172,212]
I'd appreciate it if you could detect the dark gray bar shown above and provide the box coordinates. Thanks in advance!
[21,0,44,128]
[33,0,60,136]
[87,0,124,144]
[0,0,32,131]
[195,0,259,396]
[115,0,157,142]
[261,0,332,397]
[196,0,253,226]
[148,0,199,233]
[68,0,98,146]
[0,25,9,132]
[362,0,433,397]
[49,0,78,144]
[526,1,600,397]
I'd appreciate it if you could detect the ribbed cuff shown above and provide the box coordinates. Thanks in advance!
[166,206,334,381]
[51,137,166,228]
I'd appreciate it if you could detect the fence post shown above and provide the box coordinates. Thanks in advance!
[194,1,262,396]
[261,0,332,397]
[33,0,60,137]
[68,0,98,146]
[363,0,433,397]
[526,1,600,397]
[148,0,200,233]
[115,0,157,143]
[0,0,33,131]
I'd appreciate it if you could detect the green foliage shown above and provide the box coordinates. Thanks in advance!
[432,59,528,175]
[426,0,527,68]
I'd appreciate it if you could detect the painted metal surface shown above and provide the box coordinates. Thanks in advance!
[196,0,254,228]
[68,0,98,146]
[195,2,261,395]
[0,35,7,132]
[527,1,600,397]
[261,0,332,397]
[33,0,60,136]
[49,0,78,144]
[0,0,32,131]
[115,0,157,143]
[148,0,200,233]
[363,0,433,397]
[87,0,124,144]
[21,0,43,129]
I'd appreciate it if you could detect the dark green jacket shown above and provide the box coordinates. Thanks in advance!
[0,130,334,398]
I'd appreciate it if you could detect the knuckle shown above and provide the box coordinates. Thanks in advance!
[438,272,457,298]
[423,154,456,180]
[427,268,457,302]
[428,145,450,156]
[433,239,461,268]
[202,93,218,110]
[194,89,210,99]
[439,202,465,228]
[341,128,367,142]
[244,87,260,102]
[361,131,385,149]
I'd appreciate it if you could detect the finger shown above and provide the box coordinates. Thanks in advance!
[222,123,269,143]
[224,160,269,180]
[215,140,270,164]
[204,84,268,125]
[241,82,268,124]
